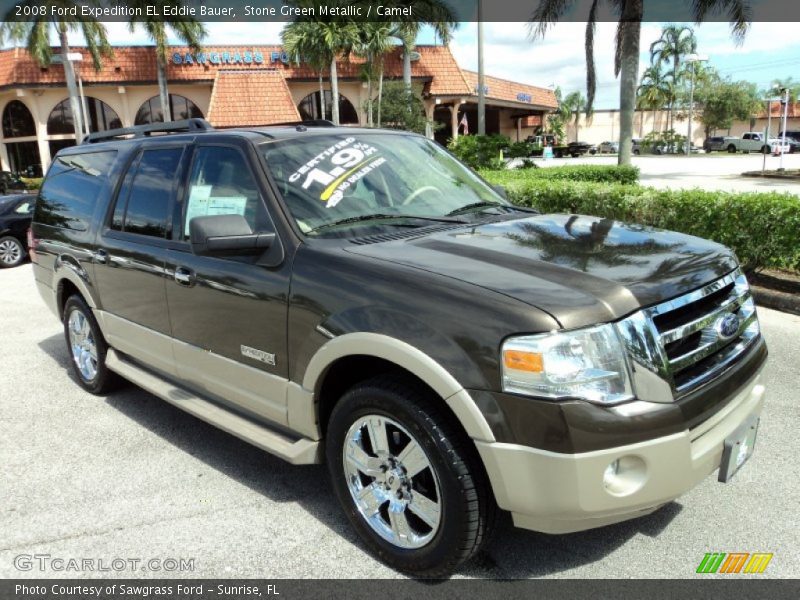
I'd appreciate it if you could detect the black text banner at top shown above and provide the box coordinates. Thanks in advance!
[1,0,796,22]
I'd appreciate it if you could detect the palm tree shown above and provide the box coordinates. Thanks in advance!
[562,91,587,142]
[529,1,750,166]
[127,1,206,123]
[392,0,457,92]
[282,21,330,121]
[650,25,697,132]
[767,78,800,103]
[637,63,671,133]
[282,3,359,126]
[355,23,394,127]
[2,0,112,141]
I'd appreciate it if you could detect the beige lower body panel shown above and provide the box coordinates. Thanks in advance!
[477,372,766,534]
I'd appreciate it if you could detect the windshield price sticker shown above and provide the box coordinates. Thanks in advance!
[288,137,385,207]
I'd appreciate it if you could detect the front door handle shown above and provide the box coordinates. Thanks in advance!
[93,249,108,264]
[174,267,195,287]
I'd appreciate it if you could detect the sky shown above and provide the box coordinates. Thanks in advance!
[26,20,800,110]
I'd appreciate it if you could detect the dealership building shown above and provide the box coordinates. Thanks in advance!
[0,44,557,175]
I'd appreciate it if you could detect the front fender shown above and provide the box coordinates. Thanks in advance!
[300,332,495,443]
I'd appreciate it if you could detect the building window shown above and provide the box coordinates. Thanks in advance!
[47,97,122,135]
[297,91,358,125]
[6,141,42,177]
[2,100,36,138]
[134,94,203,125]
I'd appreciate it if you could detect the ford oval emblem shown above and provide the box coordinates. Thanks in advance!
[716,313,741,340]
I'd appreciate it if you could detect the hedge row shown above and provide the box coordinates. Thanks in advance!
[482,164,640,185]
[480,174,800,272]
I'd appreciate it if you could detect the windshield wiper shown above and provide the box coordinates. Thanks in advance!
[447,201,538,216]
[309,213,467,234]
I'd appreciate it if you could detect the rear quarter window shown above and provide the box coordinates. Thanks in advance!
[34,151,116,231]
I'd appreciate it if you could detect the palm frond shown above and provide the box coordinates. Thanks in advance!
[528,0,573,41]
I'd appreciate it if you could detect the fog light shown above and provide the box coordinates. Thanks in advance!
[602,455,647,496]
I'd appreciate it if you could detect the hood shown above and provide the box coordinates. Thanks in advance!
[345,214,738,329]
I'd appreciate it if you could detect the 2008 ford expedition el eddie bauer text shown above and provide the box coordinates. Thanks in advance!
[30,119,766,576]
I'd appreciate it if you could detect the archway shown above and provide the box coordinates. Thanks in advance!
[297,91,358,124]
[135,94,203,124]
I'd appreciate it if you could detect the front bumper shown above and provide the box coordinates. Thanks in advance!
[476,369,766,534]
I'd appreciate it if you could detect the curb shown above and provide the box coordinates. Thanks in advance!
[752,286,800,317]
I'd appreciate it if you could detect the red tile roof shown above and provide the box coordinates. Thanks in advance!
[0,44,476,88]
[460,70,558,110]
[206,69,299,127]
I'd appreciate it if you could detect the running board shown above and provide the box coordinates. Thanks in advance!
[106,349,321,465]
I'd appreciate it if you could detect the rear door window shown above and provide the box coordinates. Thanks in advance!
[112,147,184,238]
[35,151,116,231]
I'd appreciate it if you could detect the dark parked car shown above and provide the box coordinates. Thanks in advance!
[778,131,800,153]
[703,136,726,152]
[0,171,25,195]
[0,193,34,268]
[30,119,767,576]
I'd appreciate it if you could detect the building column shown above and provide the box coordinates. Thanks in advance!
[424,100,435,139]
[24,90,51,174]
[516,117,522,142]
[449,103,459,141]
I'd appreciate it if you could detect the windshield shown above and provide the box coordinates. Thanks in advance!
[261,132,507,236]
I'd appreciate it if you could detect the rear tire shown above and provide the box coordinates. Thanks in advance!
[326,375,496,577]
[727,144,737,153]
[63,295,121,394]
[0,236,25,268]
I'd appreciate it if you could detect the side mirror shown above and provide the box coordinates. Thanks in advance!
[492,184,508,199]
[189,214,274,256]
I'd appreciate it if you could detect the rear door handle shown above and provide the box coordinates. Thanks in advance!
[93,249,108,264]
[174,267,195,287]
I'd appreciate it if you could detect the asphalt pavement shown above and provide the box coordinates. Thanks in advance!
[1,264,798,579]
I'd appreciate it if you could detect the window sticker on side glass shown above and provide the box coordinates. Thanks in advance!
[287,137,387,208]
[185,184,248,235]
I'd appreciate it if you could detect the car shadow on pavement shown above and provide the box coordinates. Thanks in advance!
[36,332,683,579]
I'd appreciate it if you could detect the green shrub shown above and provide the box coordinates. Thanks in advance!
[482,164,640,185]
[506,141,535,158]
[21,177,42,190]
[448,134,509,169]
[480,174,800,272]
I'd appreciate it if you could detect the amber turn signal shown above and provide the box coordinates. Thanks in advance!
[503,350,544,372]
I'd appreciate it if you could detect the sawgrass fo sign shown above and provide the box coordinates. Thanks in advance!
[172,50,291,66]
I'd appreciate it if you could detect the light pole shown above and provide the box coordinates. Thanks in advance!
[779,88,790,171]
[762,96,780,174]
[477,0,485,135]
[685,54,708,156]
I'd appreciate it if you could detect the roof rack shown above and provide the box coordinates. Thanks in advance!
[82,118,214,144]
[267,119,336,128]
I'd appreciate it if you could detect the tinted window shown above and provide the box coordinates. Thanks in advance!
[119,148,183,238]
[35,151,116,231]
[183,146,268,238]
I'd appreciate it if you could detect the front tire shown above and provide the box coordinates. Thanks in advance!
[63,295,120,394]
[326,375,495,577]
[0,236,25,268]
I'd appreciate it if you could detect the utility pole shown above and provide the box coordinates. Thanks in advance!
[477,0,485,135]
[763,98,773,174]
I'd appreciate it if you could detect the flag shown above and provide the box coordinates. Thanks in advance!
[459,113,469,135]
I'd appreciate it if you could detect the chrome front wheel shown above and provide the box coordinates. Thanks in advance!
[343,415,442,550]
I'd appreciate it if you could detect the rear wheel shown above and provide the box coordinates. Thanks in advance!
[63,295,120,394]
[727,144,737,153]
[0,236,24,268]
[326,375,495,577]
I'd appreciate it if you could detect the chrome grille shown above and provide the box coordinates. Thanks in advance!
[616,269,761,402]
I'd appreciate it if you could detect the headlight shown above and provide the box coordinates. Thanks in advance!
[501,324,634,404]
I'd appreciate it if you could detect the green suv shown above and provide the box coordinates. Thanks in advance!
[30,119,767,576]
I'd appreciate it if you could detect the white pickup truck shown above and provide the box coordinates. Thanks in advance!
[724,132,790,154]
